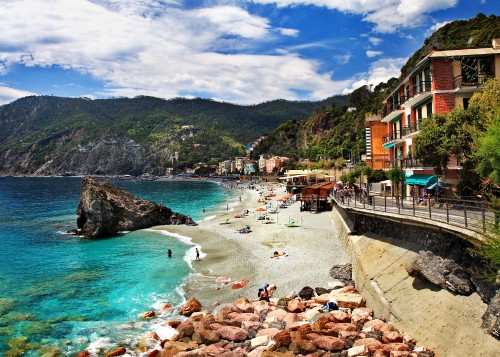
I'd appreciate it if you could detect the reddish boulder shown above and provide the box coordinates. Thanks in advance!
[295,338,318,354]
[75,352,90,357]
[296,324,312,339]
[311,335,345,351]
[105,347,126,357]
[159,341,198,357]
[178,297,202,316]
[329,310,351,323]
[215,325,248,341]
[271,330,291,350]
[167,321,181,329]
[382,331,404,344]
[347,344,369,356]
[287,299,306,313]
[176,320,195,339]
[198,329,221,344]
[232,298,254,313]
[362,319,386,332]
[353,338,383,354]
[141,311,156,319]
[381,343,409,353]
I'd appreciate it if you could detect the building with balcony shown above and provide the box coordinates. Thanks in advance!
[364,113,387,170]
[379,39,500,193]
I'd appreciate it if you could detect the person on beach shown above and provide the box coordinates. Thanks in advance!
[257,283,269,298]
[195,248,200,261]
[167,249,172,257]
[256,287,270,302]
[320,297,338,312]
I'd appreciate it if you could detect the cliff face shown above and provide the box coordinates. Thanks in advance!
[75,176,196,238]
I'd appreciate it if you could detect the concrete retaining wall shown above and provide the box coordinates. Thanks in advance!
[332,206,499,356]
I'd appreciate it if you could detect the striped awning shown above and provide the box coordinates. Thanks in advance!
[405,174,437,186]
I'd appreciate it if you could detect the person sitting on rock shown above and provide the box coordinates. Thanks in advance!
[320,297,338,312]
[256,286,270,302]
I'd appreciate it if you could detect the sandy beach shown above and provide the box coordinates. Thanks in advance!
[153,181,350,307]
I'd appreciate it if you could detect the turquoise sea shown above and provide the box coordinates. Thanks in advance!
[0,177,236,355]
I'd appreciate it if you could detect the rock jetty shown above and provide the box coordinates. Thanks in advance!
[73,176,197,238]
[77,285,435,357]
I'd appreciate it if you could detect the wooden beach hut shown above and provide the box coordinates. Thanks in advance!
[297,182,335,212]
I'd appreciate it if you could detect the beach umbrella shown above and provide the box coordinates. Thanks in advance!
[256,207,266,211]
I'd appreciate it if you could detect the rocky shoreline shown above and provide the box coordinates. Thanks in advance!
[76,284,435,357]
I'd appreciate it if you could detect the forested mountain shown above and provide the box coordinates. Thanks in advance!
[251,13,499,167]
[0,94,347,175]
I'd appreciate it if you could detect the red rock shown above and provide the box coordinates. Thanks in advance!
[105,347,126,357]
[353,307,373,316]
[390,352,416,357]
[229,312,260,326]
[362,319,386,332]
[261,351,296,357]
[328,322,357,335]
[232,298,254,313]
[215,325,248,341]
[159,341,198,357]
[214,306,232,321]
[338,330,363,340]
[381,343,409,353]
[202,344,226,355]
[311,335,345,351]
[198,329,221,344]
[199,314,216,329]
[178,297,202,316]
[382,331,404,344]
[176,320,194,339]
[353,338,383,354]
[311,316,329,331]
[287,299,306,313]
[167,320,181,328]
[257,327,280,338]
[147,350,159,357]
[379,322,398,334]
[253,301,272,315]
[271,330,291,349]
[296,324,312,339]
[295,338,318,354]
[161,303,173,311]
[372,350,388,357]
[141,310,156,319]
[339,285,359,294]
[328,310,351,323]
[74,351,90,357]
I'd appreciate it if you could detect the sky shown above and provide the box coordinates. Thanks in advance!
[0,0,498,106]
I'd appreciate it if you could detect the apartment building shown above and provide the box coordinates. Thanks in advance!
[375,39,500,192]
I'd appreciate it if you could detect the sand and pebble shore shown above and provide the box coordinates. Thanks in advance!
[154,181,350,308]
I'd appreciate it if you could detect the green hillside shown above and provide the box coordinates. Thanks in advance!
[0,94,347,175]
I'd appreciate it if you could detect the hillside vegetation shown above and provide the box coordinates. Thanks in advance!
[0,95,347,175]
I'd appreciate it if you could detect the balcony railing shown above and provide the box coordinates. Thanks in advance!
[383,158,424,170]
[401,119,423,137]
[453,73,493,88]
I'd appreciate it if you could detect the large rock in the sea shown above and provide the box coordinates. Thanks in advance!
[74,176,196,238]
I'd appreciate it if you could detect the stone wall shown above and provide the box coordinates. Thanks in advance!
[331,207,500,355]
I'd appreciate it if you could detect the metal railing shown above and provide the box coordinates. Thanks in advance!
[453,73,493,89]
[331,191,497,234]
[382,158,424,170]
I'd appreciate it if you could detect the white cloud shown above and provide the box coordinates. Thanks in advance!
[1,0,343,104]
[425,21,450,37]
[368,37,383,46]
[251,0,459,33]
[0,85,37,105]
[342,57,407,93]
[366,50,383,58]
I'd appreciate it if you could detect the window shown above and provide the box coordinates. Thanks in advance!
[463,98,470,109]
[462,58,478,84]
[424,67,432,91]
[426,102,432,118]
[417,107,422,120]
[479,59,491,74]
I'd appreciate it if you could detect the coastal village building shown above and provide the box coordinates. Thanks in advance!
[368,38,500,196]
[234,157,245,173]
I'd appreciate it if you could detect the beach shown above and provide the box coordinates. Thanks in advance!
[153,181,350,308]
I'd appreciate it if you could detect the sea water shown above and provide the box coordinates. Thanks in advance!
[0,177,238,355]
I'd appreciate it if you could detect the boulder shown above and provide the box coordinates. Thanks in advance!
[176,320,194,339]
[298,286,315,300]
[294,338,318,354]
[287,299,306,313]
[311,335,345,351]
[407,251,474,295]
[74,176,196,238]
[353,338,383,353]
[232,298,254,313]
[347,344,369,356]
[179,297,202,316]
[215,326,248,341]
[482,290,500,339]
[159,341,198,357]
[270,330,291,349]
[330,263,353,285]
[105,347,126,357]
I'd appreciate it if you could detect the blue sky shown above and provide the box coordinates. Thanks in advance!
[0,0,498,105]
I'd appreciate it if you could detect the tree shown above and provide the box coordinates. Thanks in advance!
[387,166,404,207]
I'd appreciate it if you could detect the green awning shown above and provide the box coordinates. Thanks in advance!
[405,174,437,186]
[383,143,394,149]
